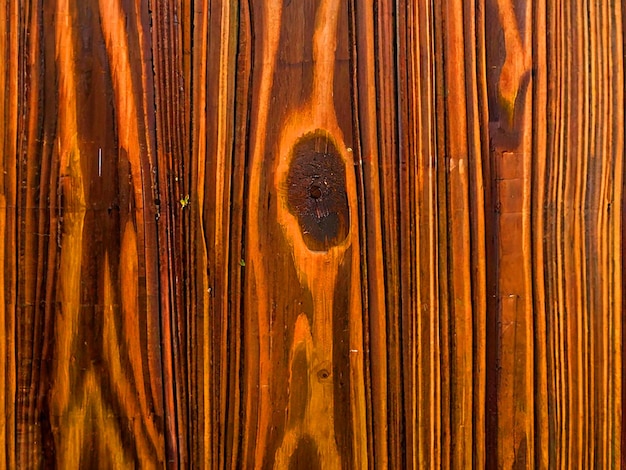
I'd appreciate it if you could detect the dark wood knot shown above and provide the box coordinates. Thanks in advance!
[317,368,331,381]
[286,131,349,251]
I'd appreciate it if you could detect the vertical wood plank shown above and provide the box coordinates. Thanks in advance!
[537,1,623,467]
[9,0,172,466]
[485,0,535,467]
[239,1,369,467]
[398,0,489,467]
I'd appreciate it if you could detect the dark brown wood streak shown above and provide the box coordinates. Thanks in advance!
[0,0,624,468]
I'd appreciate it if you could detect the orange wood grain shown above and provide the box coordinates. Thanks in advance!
[0,0,624,467]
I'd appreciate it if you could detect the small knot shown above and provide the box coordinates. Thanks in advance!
[317,368,331,381]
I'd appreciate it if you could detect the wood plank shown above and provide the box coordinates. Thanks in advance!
[239,1,369,466]
[538,1,623,467]
[9,0,168,465]
[485,0,535,467]
[0,0,624,467]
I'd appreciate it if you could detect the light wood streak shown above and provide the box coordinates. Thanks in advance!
[50,1,88,463]
[244,0,283,464]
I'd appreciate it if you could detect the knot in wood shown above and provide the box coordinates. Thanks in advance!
[316,368,331,382]
[286,132,349,251]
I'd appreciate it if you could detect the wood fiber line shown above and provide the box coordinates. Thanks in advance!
[531,0,550,467]
[151,0,192,463]
[0,0,18,468]
[351,0,396,466]
[373,0,403,463]
[615,3,626,467]
[196,0,245,467]
[398,1,442,467]
[188,0,210,464]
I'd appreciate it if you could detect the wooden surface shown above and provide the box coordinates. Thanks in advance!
[0,0,624,468]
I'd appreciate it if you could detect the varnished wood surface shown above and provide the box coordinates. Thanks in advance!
[0,0,624,468]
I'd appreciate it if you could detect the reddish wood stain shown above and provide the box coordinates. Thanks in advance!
[0,0,623,467]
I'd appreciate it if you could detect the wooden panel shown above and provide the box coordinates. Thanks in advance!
[6,0,166,466]
[539,1,623,467]
[0,0,624,468]
[485,0,535,467]
[397,0,488,467]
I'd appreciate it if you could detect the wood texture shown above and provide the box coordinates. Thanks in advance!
[0,0,624,468]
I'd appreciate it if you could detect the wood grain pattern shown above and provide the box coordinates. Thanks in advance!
[8,0,166,466]
[0,1,18,467]
[0,0,624,468]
